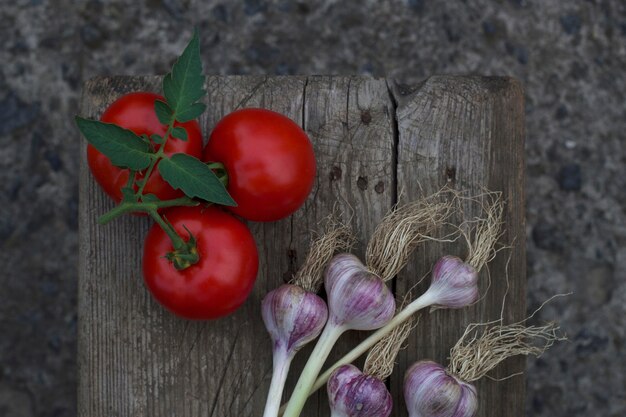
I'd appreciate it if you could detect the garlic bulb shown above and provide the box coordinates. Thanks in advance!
[261,284,328,417]
[424,256,479,309]
[262,284,328,355]
[404,361,478,417]
[325,253,396,330]
[328,364,392,417]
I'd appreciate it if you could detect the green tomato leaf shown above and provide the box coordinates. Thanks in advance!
[150,134,164,145]
[158,153,236,206]
[154,100,173,125]
[175,103,207,123]
[121,186,137,202]
[162,29,206,123]
[75,117,153,170]
[171,126,188,141]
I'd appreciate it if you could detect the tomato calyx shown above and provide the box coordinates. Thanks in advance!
[165,225,200,270]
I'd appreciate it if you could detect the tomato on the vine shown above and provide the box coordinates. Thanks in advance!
[142,205,259,320]
[87,92,203,203]
[203,108,316,222]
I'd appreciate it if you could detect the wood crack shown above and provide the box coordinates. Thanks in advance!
[384,77,400,392]
[233,76,268,110]
[208,328,241,417]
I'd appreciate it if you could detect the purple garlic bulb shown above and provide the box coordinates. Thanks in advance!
[328,364,392,417]
[425,256,479,309]
[455,382,478,417]
[325,254,396,330]
[262,284,328,355]
[404,361,478,417]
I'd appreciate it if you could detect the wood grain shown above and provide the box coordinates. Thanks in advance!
[78,75,524,416]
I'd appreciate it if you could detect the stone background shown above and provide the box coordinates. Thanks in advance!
[0,0,624,416]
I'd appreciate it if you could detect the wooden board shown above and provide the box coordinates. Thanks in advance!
[78,75,525,417]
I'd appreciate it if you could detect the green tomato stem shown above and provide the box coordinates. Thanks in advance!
[263,348,293,417]
[97,196,199,225]
[97,203,144,224]
[126,169,137,190]
[147,209,186,251]
[149,209,199,270]
[135,152,160,197]
[152,196,199,209]
[282,324,345,417]
[136,122,173,197]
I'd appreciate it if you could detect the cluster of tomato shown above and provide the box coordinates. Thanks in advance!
[88,92,316,320]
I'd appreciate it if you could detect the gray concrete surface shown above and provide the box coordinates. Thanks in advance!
[0,0,624,416]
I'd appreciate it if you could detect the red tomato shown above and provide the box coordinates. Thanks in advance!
[203,108,316,222]
[142,206,259,320]
[87,92,203,203]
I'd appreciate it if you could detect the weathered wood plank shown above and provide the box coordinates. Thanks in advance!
[78,75,525,417]
[389,76,526,417]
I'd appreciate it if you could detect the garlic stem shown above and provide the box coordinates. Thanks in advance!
[263,348,293,417]
[310,290,437,395]
[282,324,345,417]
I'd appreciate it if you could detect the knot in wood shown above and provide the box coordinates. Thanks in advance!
[361,110,372,125]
